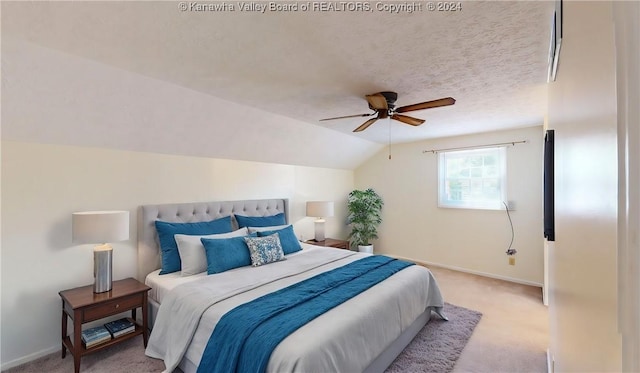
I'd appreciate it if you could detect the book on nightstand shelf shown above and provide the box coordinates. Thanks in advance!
[104,318,136,338]
[81,325,112,348]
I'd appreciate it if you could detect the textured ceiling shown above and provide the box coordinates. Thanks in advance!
[2,1,553,145]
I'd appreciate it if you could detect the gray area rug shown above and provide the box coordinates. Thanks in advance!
[5,302,481,373]
[385,302,483,373]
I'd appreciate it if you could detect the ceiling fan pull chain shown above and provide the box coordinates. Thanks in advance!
[388,119,392,160]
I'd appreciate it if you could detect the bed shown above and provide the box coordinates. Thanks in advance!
[138,198,445,373]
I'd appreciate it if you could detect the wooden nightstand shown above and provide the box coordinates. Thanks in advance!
[305,238,350,250]
[59,278,151,373]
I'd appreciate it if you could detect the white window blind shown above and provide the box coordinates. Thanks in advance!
[438,147,506,210]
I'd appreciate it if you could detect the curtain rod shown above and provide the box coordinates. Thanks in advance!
[422,140,528,154]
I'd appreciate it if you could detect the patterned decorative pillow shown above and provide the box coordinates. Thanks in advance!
[244,234,285,267]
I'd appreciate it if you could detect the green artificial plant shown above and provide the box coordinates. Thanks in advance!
[347,188,384,249]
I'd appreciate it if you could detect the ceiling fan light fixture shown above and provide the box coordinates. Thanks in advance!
[319,91,455,132]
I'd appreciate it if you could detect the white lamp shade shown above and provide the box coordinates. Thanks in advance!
[72,211,129,244]
[306,201,334,218]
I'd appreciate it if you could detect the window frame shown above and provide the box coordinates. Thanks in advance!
[437,146,507,210]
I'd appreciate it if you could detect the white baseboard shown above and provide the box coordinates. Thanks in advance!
[388,254,544,288]
[1,344,59,371]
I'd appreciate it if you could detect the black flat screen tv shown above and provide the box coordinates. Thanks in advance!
[544,130,555,241]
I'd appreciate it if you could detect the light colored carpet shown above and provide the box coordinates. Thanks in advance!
[428,266,549,373]
[3,337,165,373]
[5,302,480,373]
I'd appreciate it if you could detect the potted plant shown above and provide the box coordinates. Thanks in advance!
[347,188,383,253]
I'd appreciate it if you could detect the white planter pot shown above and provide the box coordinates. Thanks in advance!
[358,244,374,254]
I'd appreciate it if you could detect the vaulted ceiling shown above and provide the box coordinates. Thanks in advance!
[2,1,553,168]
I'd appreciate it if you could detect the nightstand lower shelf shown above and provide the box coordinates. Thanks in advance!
[62,323,144,357]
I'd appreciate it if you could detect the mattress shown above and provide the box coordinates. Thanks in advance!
[145,245,444,372]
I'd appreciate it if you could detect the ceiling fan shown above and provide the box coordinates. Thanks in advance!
[320,91,455,132]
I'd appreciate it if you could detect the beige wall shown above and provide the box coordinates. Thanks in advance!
[547,1,621,371]
[354,125,544,286]
[0,141,353,368]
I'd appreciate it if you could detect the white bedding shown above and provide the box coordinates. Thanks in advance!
[145,245,444,373]
[144,243,315,304]
[145,269,205,304]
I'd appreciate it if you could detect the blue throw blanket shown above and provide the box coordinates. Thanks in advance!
[196,255,414,373]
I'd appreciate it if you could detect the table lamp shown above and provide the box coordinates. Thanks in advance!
[306,201,334,242]
[72,211,129,293]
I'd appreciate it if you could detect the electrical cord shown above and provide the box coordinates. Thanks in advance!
[503,201,517,255]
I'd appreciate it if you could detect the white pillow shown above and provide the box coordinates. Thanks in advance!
[247,224,290,234]
[175,227,249,276]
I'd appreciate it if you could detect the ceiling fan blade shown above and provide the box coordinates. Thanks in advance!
[319,113,375,121]
[395,97,456,113]
[391,114,425,126]
[366,93,388,110]
[353,117,378,132]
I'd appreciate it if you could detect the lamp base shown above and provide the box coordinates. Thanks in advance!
[314,219,326,242]
[94,245,113,293]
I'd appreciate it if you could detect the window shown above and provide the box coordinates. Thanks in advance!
[438,147,506,210]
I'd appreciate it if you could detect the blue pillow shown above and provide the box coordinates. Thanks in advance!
[257,225,302,255]
[235,213,286,228]
[155,216,233,274]
[201,234,257,274]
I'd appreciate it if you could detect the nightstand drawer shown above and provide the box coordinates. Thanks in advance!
[83,294,142,322]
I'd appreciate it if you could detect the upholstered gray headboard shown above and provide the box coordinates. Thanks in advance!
[137,198,289,280]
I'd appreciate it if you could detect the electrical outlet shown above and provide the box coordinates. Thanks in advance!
[509,256,516,266]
